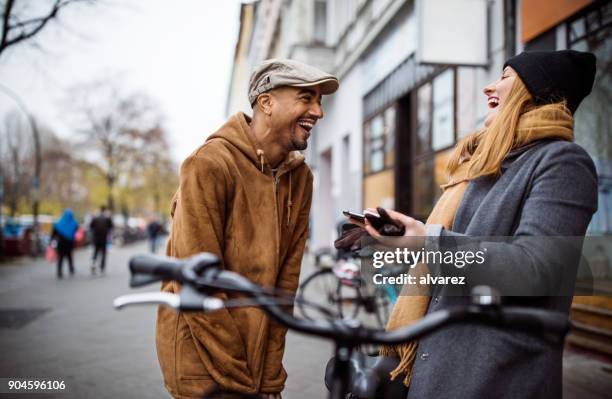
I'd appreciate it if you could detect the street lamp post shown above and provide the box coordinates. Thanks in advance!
[0,83,43,256]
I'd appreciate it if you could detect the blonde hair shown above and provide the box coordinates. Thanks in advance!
[447,76,573,179]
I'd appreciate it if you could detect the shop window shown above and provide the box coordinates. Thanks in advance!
[567,1,612,234]
[568,2,611,45]
[384,106,396,168]
[413,157,435,219]
[415,68,455,156]
[370,115,384,172]
[416,83,432,155]
[411,68,456,221]
[412,149,453,221]
[364,104,396,175]
[432,69,455,150]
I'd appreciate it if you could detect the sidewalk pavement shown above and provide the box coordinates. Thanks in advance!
[0,241,168,398]
[0,242,332,399]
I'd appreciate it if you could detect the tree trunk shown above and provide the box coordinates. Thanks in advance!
[154,191,160,215]
[106,174,115,213]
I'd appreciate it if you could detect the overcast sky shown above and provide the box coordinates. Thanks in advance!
[0,0,244,162]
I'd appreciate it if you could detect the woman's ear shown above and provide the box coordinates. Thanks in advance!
[257,93,273,115]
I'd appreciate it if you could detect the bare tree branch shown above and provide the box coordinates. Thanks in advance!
[0,0,94,58]
[0,0,16,52]
[67,78,166,212]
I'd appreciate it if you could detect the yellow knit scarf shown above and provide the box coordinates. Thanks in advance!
[378,104,573,386]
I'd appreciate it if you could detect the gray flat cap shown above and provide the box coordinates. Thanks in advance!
[248,59,339,106]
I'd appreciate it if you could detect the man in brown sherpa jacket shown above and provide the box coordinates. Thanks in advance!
[156,59,339,398]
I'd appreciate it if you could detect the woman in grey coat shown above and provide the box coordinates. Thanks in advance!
[365,50,599,398]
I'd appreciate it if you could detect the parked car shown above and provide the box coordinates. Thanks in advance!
[2,219,33,256]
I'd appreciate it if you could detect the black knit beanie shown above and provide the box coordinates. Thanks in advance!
[503,49,597,114]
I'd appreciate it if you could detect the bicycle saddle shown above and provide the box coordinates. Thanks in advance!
[324,354,408,399]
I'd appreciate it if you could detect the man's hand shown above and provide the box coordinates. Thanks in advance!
[261,393,282,399]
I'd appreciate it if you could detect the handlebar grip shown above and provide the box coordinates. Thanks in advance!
[129,255,184,287]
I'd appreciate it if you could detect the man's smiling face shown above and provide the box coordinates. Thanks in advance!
[267,85,324,151]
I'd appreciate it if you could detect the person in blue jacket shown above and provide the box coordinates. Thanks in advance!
[52,209,79,279]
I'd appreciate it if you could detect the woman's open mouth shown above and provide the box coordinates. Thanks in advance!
[488,96,500,109]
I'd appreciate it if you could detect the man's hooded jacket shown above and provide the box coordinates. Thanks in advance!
[156,112,313,397]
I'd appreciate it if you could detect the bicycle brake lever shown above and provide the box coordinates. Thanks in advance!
[113,292,180,310]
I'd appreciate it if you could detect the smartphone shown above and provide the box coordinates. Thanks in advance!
[342,210,366,223]
[342,210,385,229]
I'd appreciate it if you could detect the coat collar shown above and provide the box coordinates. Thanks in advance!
[501,139,559,170]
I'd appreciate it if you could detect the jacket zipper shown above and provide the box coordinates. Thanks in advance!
[273,175,280,264]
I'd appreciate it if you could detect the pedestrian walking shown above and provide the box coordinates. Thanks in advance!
[146,218,162,253]
[52,209,79,279]
[156,59,338,398]
[340,49,598,398]
[89,205,113,275]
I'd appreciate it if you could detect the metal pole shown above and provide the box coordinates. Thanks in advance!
[0,83,42,256]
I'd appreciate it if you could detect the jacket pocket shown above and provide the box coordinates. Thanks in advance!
[177,376,216,399]
[175,316,218,398]
[176,320,212,380]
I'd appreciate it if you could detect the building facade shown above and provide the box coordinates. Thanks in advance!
[228,0,612,356]
[227,0,610,246]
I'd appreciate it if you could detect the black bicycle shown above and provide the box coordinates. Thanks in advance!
[114,253,570,399]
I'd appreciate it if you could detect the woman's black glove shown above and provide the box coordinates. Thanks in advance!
[365,207,406,236]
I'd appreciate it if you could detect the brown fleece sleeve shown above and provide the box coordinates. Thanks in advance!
[260,171,313,393]
[171,154,254,392]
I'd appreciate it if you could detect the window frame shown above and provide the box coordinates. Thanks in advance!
[362,104,397,177]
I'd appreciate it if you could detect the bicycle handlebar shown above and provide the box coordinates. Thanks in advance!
[115,253,571,346]
[128,253,220,287]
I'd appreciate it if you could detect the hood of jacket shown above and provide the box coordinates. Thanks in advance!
[206,112,305,176]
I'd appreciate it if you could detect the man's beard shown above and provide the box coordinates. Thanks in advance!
[291,134,308,151]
